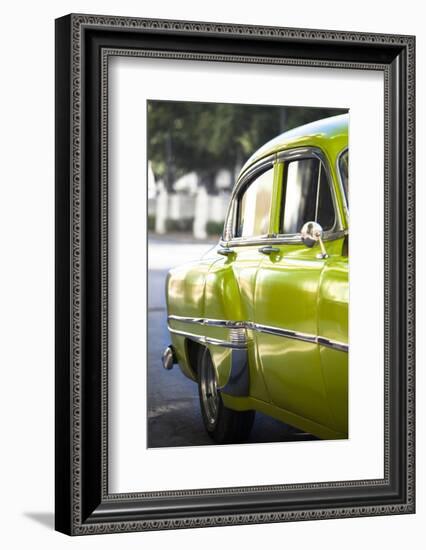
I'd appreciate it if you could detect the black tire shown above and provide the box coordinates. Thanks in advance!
[197,346,255,444]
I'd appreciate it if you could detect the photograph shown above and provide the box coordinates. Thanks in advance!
[147,100,349,448]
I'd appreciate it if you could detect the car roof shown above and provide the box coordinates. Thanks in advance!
[239,113,348,178]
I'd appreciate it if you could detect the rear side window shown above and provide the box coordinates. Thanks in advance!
[280,158,335,234]
[236,168,274,238]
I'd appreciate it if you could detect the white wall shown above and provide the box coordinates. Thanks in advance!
[0,0,423,548]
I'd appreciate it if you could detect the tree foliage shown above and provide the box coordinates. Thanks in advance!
[148,100,346,191]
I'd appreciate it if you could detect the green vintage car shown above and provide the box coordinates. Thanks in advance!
[163,113,349,443]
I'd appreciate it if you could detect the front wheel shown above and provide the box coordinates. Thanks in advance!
[197,347,255,444]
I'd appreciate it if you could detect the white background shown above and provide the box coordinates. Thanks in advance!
[0,0,423,548]
[109,57,384,493]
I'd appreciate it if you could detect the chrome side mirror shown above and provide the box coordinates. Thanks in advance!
[301,221,328,258]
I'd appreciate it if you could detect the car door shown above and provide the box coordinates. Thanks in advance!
[253,149,345,431]
[205,160,277,402]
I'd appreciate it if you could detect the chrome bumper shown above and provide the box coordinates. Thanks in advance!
[161,345,176,370]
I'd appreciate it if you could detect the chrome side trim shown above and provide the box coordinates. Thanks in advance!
[168,315,348,352]
[167,315,204,325]
[168,327,247,350]
[168,315,245,328]
[317,337,349,353]
[252,322,317,344]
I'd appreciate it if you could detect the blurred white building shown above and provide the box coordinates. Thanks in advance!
[149,166,233,239]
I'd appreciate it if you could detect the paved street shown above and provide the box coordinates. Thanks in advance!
[147,235,315,448]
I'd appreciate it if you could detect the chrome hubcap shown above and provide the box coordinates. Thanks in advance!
[200,352,219,426]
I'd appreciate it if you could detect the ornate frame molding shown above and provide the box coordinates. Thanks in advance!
[55,14,415,535]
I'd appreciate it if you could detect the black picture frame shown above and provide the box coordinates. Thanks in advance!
[55,13,415,535]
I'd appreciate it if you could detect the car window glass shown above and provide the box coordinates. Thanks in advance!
[236,168,273,238]
[316,164,335,230]
[281,158,335,234]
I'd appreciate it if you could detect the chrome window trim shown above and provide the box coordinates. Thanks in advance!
[222,146,346,246]
[314,161,322,222]
[276,146,342,238]
[336,147,349,224]
[233,160,276,241]
[233,154,276,195]
[219,229,347,249]
[168,315,348,353]
[222,154,276,242]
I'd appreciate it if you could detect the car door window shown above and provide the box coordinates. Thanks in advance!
[281,157,335,234]
[235,167,274,238]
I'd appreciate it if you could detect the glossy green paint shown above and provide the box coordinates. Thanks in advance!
[165,114,349,439]
[254,240,345,430]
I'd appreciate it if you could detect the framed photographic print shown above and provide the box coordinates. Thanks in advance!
[55,14,415,535]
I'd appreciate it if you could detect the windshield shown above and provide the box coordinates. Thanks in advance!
[339,149,349,207]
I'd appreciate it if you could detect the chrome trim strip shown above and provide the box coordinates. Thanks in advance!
[233,154,276,194]
[317,337,349,353]
[276,147,341,234]
[167,315,204,325]
[228,327,247,345]
[252,322,317,344]
[168,315,348,352]
[168,315,245,328]
[336,147,349,224]
[168,327,247,350]
[219,230,346,248]
[223,146,345,244]
[222,155,276,241]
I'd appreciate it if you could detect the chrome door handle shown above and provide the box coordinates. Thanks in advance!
[217,247,234,257]
[258,246,280,255]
